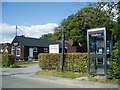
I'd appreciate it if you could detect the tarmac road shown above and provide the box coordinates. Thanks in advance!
[2,75,79,88]
[1,64,119,89]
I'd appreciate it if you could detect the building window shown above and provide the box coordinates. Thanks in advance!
[43,48,48,53]
[11,46,15,55]
[33,47,37,52]
[16,46,21,56]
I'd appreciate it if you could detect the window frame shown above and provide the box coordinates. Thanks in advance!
[43,48,48,53]
[33,47,38,52]
[16,46,21,56]
[11,46,15,55]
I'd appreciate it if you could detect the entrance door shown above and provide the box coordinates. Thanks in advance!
[29,48,33,58]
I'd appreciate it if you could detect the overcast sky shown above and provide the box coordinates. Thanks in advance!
[1,2,88,43]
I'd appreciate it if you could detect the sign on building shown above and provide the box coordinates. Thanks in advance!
[49,44,59,53]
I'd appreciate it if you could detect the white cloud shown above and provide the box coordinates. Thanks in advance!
[0,23,58,43]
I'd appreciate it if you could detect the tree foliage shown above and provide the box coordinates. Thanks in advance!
[115,1,120,41]
[107,1,120,81]
[107,42,120,80]
[40,2,116,49]
[90,2,118,20]
[54,6,114,47]
[41,33,54,40]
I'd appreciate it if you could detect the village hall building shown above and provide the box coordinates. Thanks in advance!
[11,35,65,60]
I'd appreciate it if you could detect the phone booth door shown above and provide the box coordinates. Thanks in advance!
[87,27,107,76]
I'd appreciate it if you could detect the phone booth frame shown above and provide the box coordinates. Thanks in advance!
[87,27,112,76]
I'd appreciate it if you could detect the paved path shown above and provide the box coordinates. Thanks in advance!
[1,64,119,89]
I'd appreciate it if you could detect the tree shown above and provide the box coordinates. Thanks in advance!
[115,1,120,41]
[40,33,54,40]
[107,1,120,81]
[54,6,114,49]
[89,2,118,21]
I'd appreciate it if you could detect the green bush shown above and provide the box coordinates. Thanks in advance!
[38,53,88,73]
[107,42,120,80]
[38,53,61,70]
[2,52,15,67]
[2,52,9,67]
[64,53,87,73]
[8,54,15,66]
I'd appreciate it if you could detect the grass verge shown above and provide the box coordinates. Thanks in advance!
[15,60,38,65]
[89,76,118,84]
[11,60,38,68]
[35,70,118,84]
[35,70,87,79]
[1,60,38,68]
[0,64,2,68]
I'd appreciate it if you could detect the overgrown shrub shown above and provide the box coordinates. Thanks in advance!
[2,52,15,67]
[38,53,88,73]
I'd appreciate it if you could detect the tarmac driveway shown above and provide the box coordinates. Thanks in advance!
[2,64,41,77]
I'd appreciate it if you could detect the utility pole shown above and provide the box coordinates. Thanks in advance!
[16,25,18,36]
[61,26,65,72]
[15,25,18,59]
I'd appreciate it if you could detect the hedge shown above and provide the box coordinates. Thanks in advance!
[2,52,15,67]
[38,53,88,73]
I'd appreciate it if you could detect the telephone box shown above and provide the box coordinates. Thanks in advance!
[87,27,112,76]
